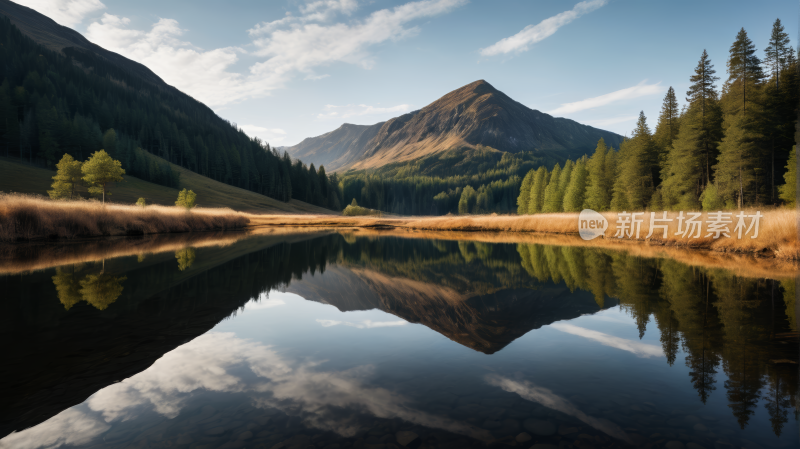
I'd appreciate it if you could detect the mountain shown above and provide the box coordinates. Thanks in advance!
[0,1,341,211]
[0,0,169,89]
[288,80,623,171]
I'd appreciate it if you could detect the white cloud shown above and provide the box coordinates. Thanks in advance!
[316,318,408,329]
[14,0,106,28]
[548,81,663,116]
[480,0,606,56]
[239,125,288,143]
[300,0,359,22]
[249,0,467,73]
[486,375,632,444]
[318,103,412,119]
[86,14,251,108]
[551,323,664,358]
[0,408,109,449]
[82,0,464,108]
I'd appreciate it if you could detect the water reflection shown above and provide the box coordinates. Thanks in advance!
[52,264,126,310]
[0,232,797,448]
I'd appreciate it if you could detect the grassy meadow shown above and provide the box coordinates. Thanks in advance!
[0,156,332,214]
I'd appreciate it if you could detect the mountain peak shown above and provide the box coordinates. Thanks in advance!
[288,80,623,171]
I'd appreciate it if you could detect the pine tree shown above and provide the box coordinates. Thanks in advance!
[542,163,563,212]
[716,29,765,207]
[557,160,574,205]
[764,19,791,91]
[661,107,705,210]
[527,166,548,214]
[48,153,83,200]
[726,28,764,115]
[686,50,723,188]
[82,150,125,203]
[613,113,655,210]
[517,169,535,214]
[584,139,610,210]
[714,112,759,207]
[763,21,794,202]
[563,157,588,212]
[654,87,680,171]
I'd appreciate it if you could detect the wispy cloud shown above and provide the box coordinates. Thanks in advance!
[316,318,408,329]
[14,0,106,28]
[317,103,411,119]
[81,0,465,107]
[238,125,287,143]
[480,0,606,56]
[487,375,631,444]
[551,323,664,358]
[548,81,663,116]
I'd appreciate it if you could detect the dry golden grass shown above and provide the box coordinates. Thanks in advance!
[0,193,249,242]
[248,209,799,259]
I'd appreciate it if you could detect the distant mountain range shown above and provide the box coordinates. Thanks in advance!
[287,80,623,171]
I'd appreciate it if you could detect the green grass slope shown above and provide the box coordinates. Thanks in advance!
[0,157,334,214]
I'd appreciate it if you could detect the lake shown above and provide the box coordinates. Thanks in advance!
[0,230,798,449]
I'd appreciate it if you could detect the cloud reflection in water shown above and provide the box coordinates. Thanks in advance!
[2,332,489,448]
[486,374,631,444]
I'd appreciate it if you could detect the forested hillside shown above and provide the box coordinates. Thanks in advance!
[0,9,342,210]
[338,146,558,215]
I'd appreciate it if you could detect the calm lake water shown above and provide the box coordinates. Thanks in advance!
[1,231,798,449]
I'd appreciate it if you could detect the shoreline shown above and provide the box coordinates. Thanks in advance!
[247,210,798,260]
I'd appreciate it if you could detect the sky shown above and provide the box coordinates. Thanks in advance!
[14,0,799,147]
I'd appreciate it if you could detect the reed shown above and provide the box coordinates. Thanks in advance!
[0,193,249,242]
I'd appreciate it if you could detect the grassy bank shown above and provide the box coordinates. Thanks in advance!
[248,209,799,259]
[0,156,332,214]
[0,194,250,242]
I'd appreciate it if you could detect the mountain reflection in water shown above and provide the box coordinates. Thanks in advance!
[0,232,797,449]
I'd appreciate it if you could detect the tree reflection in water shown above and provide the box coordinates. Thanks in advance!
[51,265,126,311]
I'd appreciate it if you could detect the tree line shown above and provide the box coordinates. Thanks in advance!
[0,16,342,210]
[518,19,799,213]
[338,146,554,215]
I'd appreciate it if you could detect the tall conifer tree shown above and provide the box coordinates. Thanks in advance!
[654,87,680,171]
[686,50,723,188]
[563,157,588,212]
[542,164,563,212]
[584,138,610,211]
[527,167,549,214]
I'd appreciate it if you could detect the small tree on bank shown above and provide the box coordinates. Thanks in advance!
[48,154,83,200]
[176,189,197,209]
[82,150,125,203]
[136,197,146,207]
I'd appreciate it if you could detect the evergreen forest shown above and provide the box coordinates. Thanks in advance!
[517,19,799,214]
[0,16,343,210]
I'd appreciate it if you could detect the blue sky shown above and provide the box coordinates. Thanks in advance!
[17,0,799,147]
